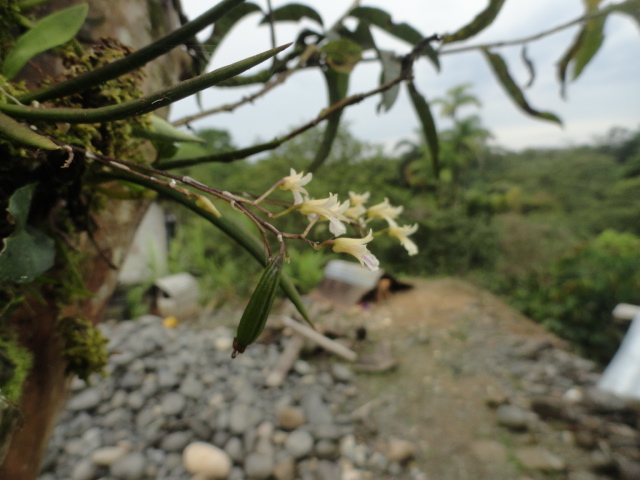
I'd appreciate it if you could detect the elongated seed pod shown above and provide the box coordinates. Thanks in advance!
[232,252,284,358]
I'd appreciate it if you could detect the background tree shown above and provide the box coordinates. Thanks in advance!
[1,0,639,478]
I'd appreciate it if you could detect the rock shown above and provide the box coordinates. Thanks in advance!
[223,436,244,463]
[584,387,630,414]
[67,388,102,411]
[511,338,553,360]
[315,440,339,460]
[110,452,146,480]
[530,397,566,420]
[71,459,98,480]
[180,374,205,399]
[470,439,508,463]
[313,423,342,441]
[617,458,640,480]
[229,404,263,434]
[244,452,275,479]
[91,444,131,466]
[160,392,187,415]
[183,442,232,478]
[160,431,192,452]
[276,406,306,430]
[386,437,415,464]
[294,360,314,375]
[316,460,341,480]
[331,364,353,383]
[496,404,530,431]
[301,388,333,424]
[515,446,566,472]
[285,430,314,458]
[273,456,296,480]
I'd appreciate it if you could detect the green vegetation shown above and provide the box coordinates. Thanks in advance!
[167,107,640,363]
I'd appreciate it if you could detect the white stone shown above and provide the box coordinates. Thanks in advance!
[91,444,131,466]
[183,442,232,478]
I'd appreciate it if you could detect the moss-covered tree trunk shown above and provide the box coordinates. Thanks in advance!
[0,1,189,478]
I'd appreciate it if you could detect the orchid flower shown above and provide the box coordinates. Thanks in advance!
[331,230,380,271]
[367,197,403,224]
[279,168,312,204]
[344,191,370,220]
[299,193,350,237]
[387,222,419,256]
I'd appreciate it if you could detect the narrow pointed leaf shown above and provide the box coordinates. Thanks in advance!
[0,111,59,150]
[377,50,402,112]
[520,46,535,88]
[557,31,583,98]
[483,49,562,125]
[307,68,348,173]
[204,2,262,61]
[572,16,606,80]
[2,4,89,79]
[351,21,376,51]
[442,0,506,44]
[406,81,440,179]
[133,115,205,143]
[259,3,323,26]
[349,6,439,70]
[1,44,291,123]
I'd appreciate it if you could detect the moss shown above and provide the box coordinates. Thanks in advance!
[57,316,108,382]
[0,334,33,404]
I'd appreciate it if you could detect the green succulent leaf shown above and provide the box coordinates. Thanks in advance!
[406,81,440,179]
[0,111,59,150]
[0,184,55,283]
[483,49,562,126]
[1,43,291,123]
[377,50,402,112]
[442,0,505,44]
[260,3,323,26]
[2,4,89,79]
[133,115,205,143]
[349,6,439,70]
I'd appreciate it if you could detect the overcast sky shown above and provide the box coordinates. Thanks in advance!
[171,0,640,151]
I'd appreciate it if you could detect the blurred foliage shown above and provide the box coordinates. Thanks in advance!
[508,231,640,364]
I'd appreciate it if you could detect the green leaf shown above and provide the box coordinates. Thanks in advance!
[349,6,439,70]
[0,111,59,150]
[260,3,323,26]
[0,184,56,283]
[377,50,401,112]
[520,46,535,88]
[609,0,640,29]
[133,115,205,143]
[483,49,562,126]
[307,68,348,173]
[572,16,606,80]
[2,4,89,79]
[442,0,506,44]
[406,81,440,179]
[204,2,262,61]
[320,39,362,74]
[351,21,377,51]
[557,32,583,98]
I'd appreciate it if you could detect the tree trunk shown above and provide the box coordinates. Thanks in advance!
[0,1,189,478]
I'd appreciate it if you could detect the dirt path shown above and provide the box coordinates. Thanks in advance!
[346,278,579,480]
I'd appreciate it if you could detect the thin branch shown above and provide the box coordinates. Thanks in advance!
[439,9,611,55]
[158,34,440,170]
[172,45,315,127]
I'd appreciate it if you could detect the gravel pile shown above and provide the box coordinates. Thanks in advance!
[38,315,419,480]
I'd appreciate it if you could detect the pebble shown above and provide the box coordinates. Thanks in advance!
[160,392,187,415]
[67,388,102,411]
[110,451,146,480]
[386,437,416,464]
[515,446,566,472]
[496,404,530,431]
[91,444,131,466]
[244,452,275,479]
[276,406,306,430]
[285,430,314,458]
[183,442,232,478]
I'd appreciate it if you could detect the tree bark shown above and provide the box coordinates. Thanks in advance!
[0,1,189,478]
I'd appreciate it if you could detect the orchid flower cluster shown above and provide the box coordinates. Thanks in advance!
[256,169,419,271]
